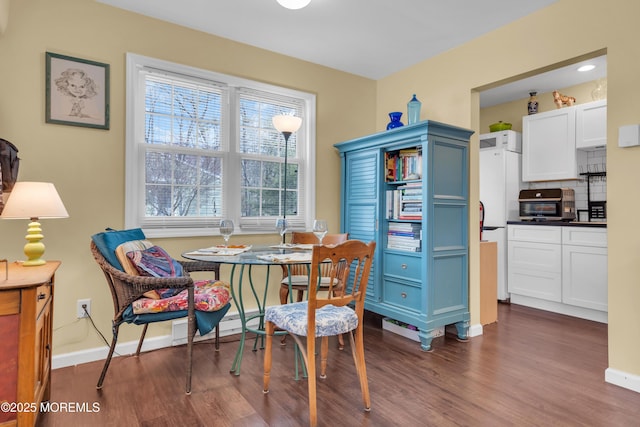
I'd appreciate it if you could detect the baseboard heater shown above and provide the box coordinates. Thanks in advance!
[171,309,259,345]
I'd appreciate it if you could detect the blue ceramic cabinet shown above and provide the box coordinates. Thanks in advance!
[334,121,473,351]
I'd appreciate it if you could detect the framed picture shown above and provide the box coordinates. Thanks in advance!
[45,52,110,130]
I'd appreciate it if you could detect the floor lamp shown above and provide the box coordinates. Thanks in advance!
[272,114,302,242]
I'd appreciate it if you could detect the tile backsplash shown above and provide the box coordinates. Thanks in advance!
[525,150,607,221]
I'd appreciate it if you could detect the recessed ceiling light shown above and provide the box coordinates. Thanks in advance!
[277,0,311,9]
[578,64,596,72]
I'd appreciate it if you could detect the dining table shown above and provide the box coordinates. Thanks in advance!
[182,243,316,376]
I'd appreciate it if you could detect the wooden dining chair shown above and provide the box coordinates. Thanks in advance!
[263,240,376,427]
[279,232,348,348]
[279,232,348,304]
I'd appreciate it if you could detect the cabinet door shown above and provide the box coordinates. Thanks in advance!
[342,149,380,302]
[508,240,562,302]
[562,244,607,311]
[522,108,577,181]
[576,100,607,150]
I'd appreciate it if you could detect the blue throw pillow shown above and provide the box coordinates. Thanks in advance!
[91,228,146,271]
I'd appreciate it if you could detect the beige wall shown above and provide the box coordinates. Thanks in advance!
[377,0,640,380]
[0,0,375,354]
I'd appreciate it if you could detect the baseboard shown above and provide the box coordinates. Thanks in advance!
[605,368,640,394]
[52,309,257,370]
[469,323,483,338]
[170,309,259,345]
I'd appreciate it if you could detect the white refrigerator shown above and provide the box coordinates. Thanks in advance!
[479,144,522,301]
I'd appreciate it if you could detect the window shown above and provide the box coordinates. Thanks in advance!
[125,53,316,237]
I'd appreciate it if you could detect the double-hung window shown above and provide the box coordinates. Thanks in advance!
[125,53,316,237]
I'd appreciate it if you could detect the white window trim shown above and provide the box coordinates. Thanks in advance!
[125,53,316,238]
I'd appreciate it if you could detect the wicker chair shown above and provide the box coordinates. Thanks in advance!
[90,240,230,395]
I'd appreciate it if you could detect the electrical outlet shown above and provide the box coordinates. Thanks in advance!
[77,299,91,318]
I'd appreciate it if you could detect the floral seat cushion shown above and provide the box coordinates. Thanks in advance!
[265,301,358,337]
[132,279,231,314]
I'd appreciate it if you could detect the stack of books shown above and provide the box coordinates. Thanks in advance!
[386,182,422,220]
[387,222,422,252]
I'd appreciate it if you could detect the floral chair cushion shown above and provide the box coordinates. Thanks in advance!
[132,279,231,314]
[264,301,358,337]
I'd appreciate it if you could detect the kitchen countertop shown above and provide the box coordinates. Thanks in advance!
[507,220,606,228]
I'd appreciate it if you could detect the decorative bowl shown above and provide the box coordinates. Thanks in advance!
[489,121,512,132]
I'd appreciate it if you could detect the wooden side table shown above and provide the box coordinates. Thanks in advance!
[0,261,60,427]
[480,242,498,325]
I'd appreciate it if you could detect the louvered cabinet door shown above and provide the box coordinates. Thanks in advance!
[341,148,380,303]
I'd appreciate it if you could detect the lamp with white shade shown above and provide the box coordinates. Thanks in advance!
[272,114,302,243]
[0,182,69,266]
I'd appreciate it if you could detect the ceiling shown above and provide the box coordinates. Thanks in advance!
[96,0,605,106]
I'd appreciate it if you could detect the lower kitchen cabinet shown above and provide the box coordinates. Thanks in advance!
[562,227,608,312]
[0,261,60,427]
[508,224,607,322]
[507,225,562,302]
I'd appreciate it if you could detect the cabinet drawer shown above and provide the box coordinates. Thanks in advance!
[562,227,607,247]
[0,289,21,315]
[508,225,562,244]
[383,253,421,281]
[35,284,52,318]
[383,280,421,311]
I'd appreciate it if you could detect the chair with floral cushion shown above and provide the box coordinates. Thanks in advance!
[279,232,349,305]
[279,232,349,348]
[90,228,232,395]
[263,239,376,427]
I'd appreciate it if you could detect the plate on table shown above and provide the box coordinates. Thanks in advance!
[186,245,252,256]
[257,252,312,263]
[269,243,315,250]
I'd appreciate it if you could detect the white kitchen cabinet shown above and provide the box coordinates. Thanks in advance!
[562,227,607,311]
[576,100,607,150]
[507,224,607,322]
[522,100,607,181]
[507,225,562,302]
[522,106,577,182]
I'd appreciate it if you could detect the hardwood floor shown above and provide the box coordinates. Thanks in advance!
[38,303,640,426]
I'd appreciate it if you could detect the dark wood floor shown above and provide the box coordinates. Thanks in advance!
[38,303,640,427]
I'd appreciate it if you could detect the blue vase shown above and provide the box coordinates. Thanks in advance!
[387,112,404,130]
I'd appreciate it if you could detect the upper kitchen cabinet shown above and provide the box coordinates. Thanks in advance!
[576,100,607,150]
[522,100,607,182]
[522,106,577,181]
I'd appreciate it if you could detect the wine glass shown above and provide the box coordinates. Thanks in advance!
[275,218,288,244]
[312,219,328,245]
[219,220,234,247]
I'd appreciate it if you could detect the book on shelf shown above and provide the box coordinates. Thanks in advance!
[385,187,423,220]
[385,147,422,182]
[387,221,422,252]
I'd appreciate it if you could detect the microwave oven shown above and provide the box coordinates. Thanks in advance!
[479,130,522,153]
[518,188,576,221]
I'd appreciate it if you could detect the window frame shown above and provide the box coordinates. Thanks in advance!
[125,53,316,238]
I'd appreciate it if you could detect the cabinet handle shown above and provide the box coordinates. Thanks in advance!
[37,293,46,301]
[401,292,407,298]
[401,263,407,269]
